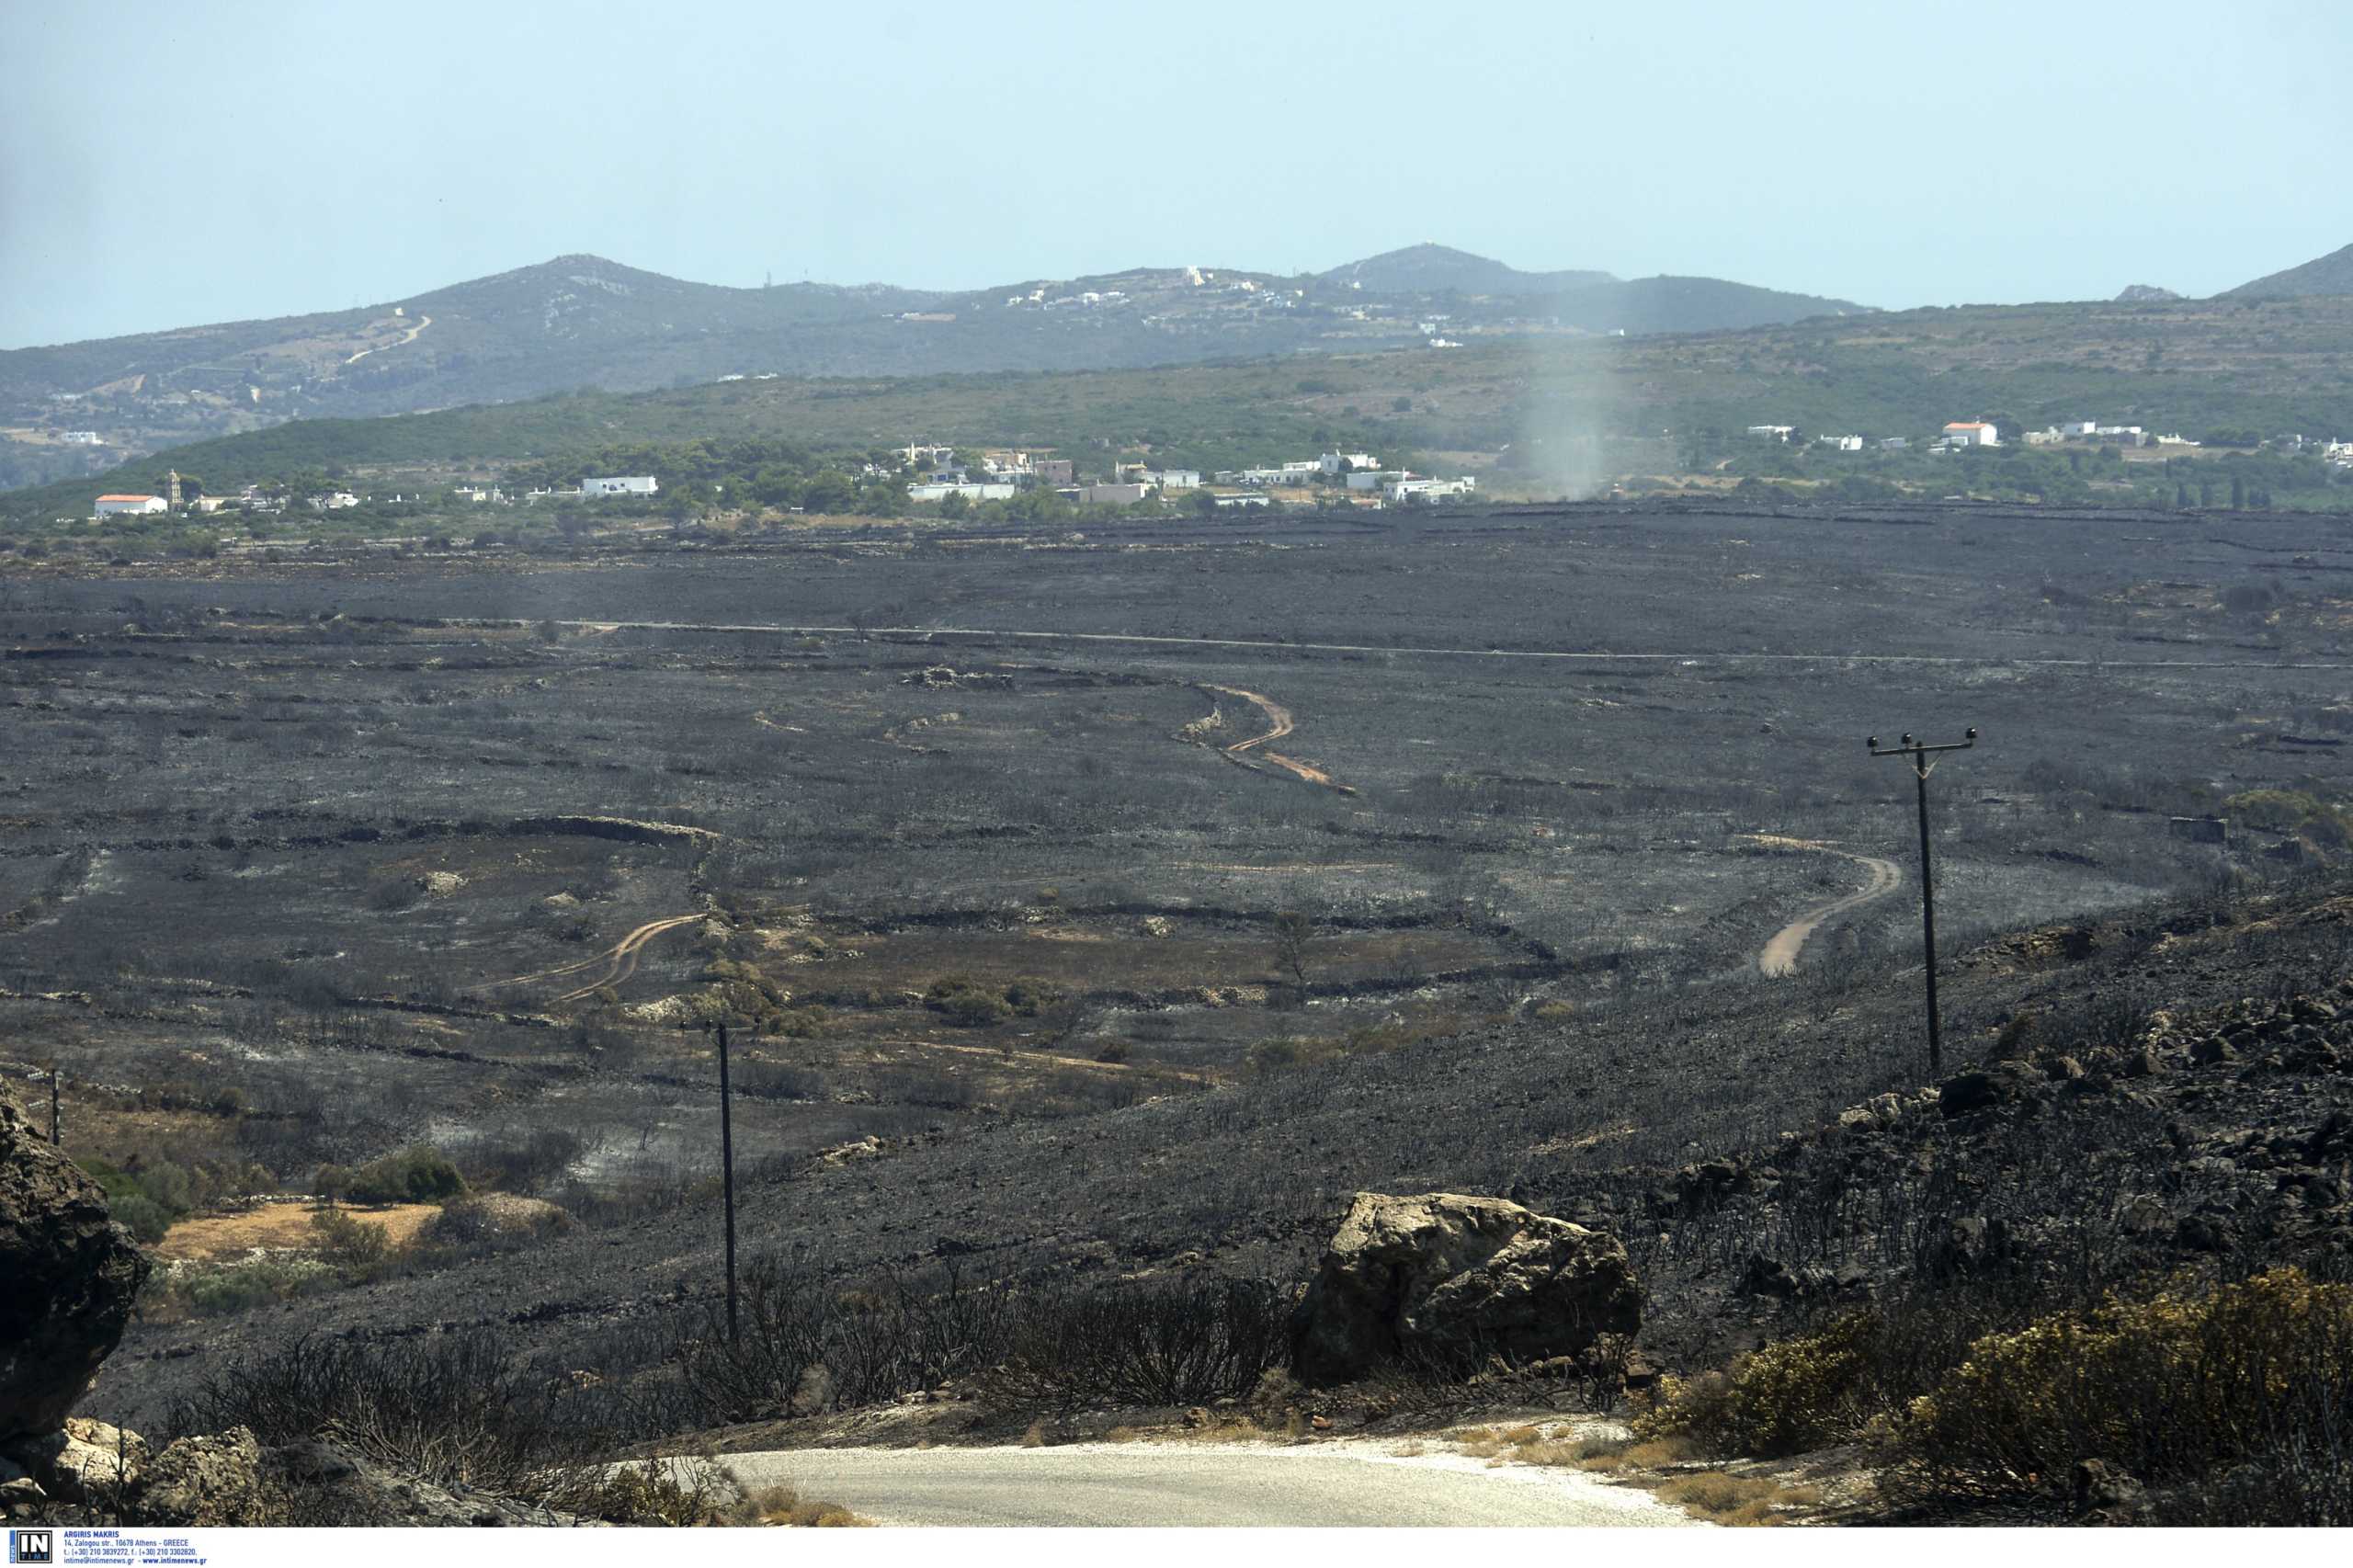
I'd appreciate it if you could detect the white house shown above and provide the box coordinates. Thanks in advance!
[2063,420,2101,437]
[1817,434,1864,451]
[908,482,1017,504]
[1747,425,1796,442]
[1211,493,1271,509]
[582,475,659,498]
[1387,476,1478,504]
[1319,452,1378,475]
[1941,421,1999,447]
[1144,469,1200,491]
[92,493,167,517]
[1880,437,1909,450]
[61,431,102,445]
[312,492,361,511]
[1077,482,1150,506]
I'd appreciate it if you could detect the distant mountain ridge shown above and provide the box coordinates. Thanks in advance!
[2220,242,2353,300]
[0,247,1867,490]
[1316,244,1617,295]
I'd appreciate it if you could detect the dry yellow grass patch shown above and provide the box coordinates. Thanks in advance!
[1654,1472,1822,1527]
[720,1483,870,1528]
[155,1201,441,1261]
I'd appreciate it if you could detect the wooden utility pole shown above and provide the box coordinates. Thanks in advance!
[1869,729,1978,1076]
[714,1022,739,1345]
[47,1060,60,1144]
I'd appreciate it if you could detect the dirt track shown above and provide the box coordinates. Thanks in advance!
[1757,850,1902,977]
[1200,684,1355,793]
[483,913,702,1005]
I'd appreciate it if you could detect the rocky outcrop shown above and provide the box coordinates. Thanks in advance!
[4,1419,148,1506]
[1290,1191,1641,1385]
[0,1090,149,1441]
[125,1428,268,1527]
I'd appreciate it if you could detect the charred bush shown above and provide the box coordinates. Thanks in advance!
[671,1256,1289,1423]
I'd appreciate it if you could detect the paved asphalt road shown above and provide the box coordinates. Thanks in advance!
[710,1441,1706,1528]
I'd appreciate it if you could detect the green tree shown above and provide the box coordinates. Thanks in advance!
[801,472,857,513]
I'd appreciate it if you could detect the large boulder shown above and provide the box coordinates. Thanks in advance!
[0,1090,150,1441]
[1290,1191,1642,1385]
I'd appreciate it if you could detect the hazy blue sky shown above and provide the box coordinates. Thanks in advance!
[4,0,2347,347]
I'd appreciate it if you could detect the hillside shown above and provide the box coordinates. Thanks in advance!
[2221,240,2353,300]
[8,290,2349,528]
[0,249,1865,490]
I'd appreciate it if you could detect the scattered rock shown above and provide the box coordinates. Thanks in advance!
[1290,1191,1641,1386]
[417,871,465,897]
[0,1089,150,1441]
[1938,1061,2040,1117]
[1141,915,1174,938]
[2074,1458,2146,1522]
[2175,1213,2235,1253]
[2189,1036,2236,1067]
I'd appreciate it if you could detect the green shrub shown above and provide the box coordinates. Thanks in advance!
[178,1257,338,1317]
[310,1206,391,1265]
[110,1192,174,1245]
[1635,1312,1876,1458]
[79,1156,195,1243]
[344,1145,466,1204]
[1897,1268,2353,1506]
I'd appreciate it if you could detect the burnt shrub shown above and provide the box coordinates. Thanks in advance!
[452,1127,583,1194]
[165,1332,697,1520]
[983,1278,1290,1413]
[672,1256,1289,1423]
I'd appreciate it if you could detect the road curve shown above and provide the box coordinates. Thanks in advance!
[1759,853,1901,977]
[1199,683,1355,793]
[709,1441,1703,1528]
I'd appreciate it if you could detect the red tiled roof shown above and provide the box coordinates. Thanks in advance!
[95,494,161,502]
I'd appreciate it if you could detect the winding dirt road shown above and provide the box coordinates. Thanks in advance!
[344,313,431,366]
[1757,849,1901,977]
[1200,684,1355,793]
[483,913,701,1005]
